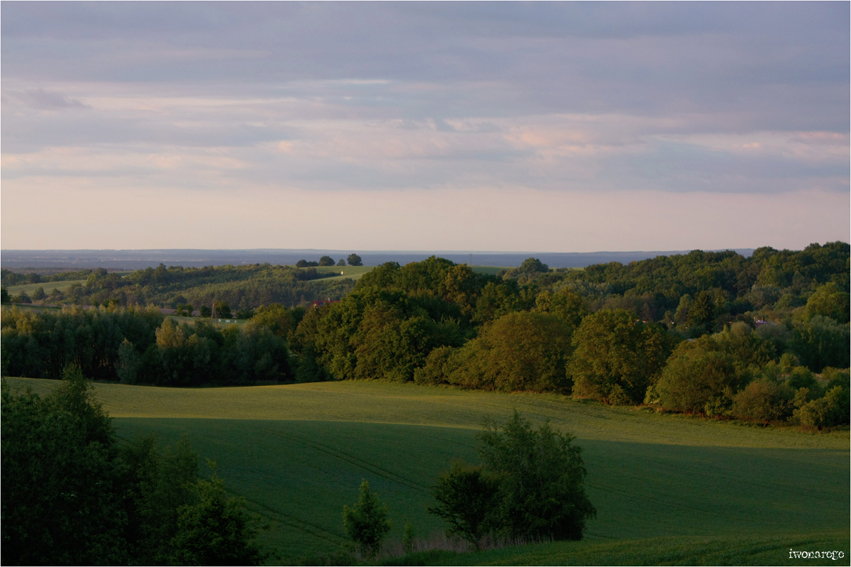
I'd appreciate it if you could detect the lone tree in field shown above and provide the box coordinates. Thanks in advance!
[478,411,595,541]
[429,411,595,546]
[342,480,391,556]
[347,253,363,267]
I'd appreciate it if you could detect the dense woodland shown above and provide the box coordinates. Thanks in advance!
[2,242,849,428]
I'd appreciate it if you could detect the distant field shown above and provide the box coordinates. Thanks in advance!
[5,279,87,295]
[314,264,513,281]
[469,266,507,276]
[5,266,507,291]
[166,314,247,327]
[4,378,847,564]
[314,265,374,281]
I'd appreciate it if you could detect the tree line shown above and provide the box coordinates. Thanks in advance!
[2,244,848,426]
[1,306,295,387]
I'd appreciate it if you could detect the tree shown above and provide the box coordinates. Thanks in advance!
[790,315,850,372]
[534,288,589,330]
[441,311,575,393]
[342,480,391,556]
[428,460,501,550]
[118,338,141,384]
[121,435,200,564]
[2,369,265,565]
[2,366,128,565]
[794,385,850,428]
[224,321,292,383]
[476,411,595,541]
[170,467,265,566]
[402,519,416,554]
[1,286,9,304]
[337,259,346,267]
[731,378,793,423]
[251,303,300,338]
[347,254,363,267]
[214,301,233,319]
[655,338,746,416]
[687,290,716,327]
[319,256,335,267]
[519,257,549,274]
[803,282,849,323]
[569,309,673,404]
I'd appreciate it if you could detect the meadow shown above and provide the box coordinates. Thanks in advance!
[314,265,511,281]
[5,278,87,295]
[4,378,848,565]
[315,265,375,281]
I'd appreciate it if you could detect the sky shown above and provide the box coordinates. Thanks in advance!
[2,1,849,252]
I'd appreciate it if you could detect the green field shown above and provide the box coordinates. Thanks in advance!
[314,265,513,281]
[5,279,88,295]
[167,314,248,327]
[4,378,848,565]
[315,265,375,281]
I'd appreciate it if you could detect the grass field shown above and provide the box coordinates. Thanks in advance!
[4,378,848,565]
[315,265,375,281]
[166,314,248,327]
[5,279,88,295]
[313,265,513,281]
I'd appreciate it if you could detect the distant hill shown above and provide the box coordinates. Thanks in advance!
[0,248,755,270]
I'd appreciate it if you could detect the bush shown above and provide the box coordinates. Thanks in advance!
[794,386,850,428]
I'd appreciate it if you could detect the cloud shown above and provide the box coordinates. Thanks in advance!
[4,88,90,110]
[1,3,847,250]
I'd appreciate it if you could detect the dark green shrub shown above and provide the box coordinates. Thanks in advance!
[428,460,501,550]
[342,480,392,556]
[731,379,794,422]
